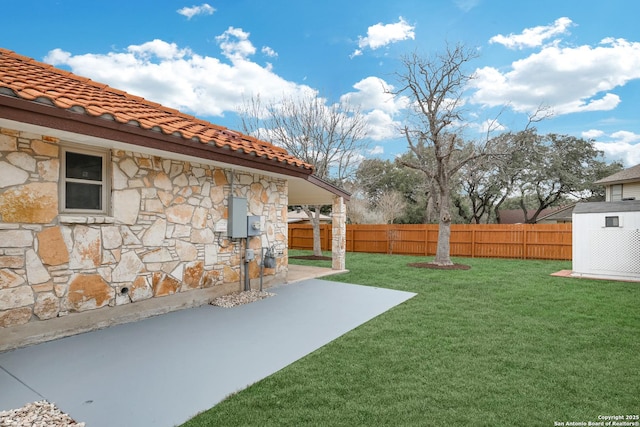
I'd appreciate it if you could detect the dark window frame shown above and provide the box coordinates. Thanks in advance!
[60,144,110,215]
[610,184,623,201]
[605,216,619,227]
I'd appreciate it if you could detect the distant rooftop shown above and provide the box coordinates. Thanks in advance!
[573,200,640,214]
[595,164,640,185]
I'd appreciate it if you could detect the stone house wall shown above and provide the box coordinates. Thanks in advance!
[0,126,288,328]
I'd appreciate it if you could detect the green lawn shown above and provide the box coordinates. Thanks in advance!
[182,251,639,427]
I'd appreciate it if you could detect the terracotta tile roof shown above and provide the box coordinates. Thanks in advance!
[595,163,640,185]
[0,48,313,171]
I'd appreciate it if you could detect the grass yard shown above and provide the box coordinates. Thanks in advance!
[182,251,639,427]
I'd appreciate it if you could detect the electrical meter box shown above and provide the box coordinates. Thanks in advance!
[247,216,262,236]
[228,197,247,238]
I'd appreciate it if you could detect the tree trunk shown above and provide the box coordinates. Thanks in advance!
[434,185,453,265]
[306,205,323,257]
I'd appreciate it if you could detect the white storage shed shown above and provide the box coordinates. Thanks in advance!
[572,200,640,282]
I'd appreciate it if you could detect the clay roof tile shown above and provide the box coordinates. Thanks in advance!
[0,48,313,172]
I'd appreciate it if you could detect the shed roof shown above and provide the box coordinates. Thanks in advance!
[595,164,640,185]
[573,200,640,214]
[0,48,349,204]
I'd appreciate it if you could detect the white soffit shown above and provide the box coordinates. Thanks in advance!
[287,177,338,206]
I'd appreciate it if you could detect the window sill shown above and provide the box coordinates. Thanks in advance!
[59,215,115,225]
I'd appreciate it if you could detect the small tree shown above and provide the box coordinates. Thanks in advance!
[238,93,368,256]
[355,158,427,223]
[377,190,407,224]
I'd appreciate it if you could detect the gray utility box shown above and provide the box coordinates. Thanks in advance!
[228,197,247,238]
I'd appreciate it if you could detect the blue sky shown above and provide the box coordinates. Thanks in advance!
[2,0,640,166]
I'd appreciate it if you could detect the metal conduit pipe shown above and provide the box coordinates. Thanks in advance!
[244,238,250,292]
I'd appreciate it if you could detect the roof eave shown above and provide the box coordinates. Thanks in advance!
[0,94,314,180]
[595,177,640,186]
[307,175,351,201]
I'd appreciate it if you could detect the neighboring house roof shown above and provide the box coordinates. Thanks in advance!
[595,164,640,185]
[498,208,555,224]
[0,48,349,204]
[287,210,332,223]
[574,200,640,214]
[535,204,576,222]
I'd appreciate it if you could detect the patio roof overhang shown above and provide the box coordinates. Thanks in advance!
[0,94,349,205]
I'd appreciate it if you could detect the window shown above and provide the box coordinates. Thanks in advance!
[60,145,110,214]
[605,216,619,227]
[611,184,623,201]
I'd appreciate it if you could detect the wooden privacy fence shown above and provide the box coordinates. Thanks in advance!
[288,223,573,260]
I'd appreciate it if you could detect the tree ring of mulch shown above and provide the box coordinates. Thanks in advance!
[407,262,471,270]
[289,255,333,261]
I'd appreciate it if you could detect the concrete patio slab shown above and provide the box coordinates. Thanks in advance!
[0,279,416,427]
[0,265,343,353]
[0,367,43,411]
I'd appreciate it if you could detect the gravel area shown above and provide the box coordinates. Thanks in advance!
[210,289,275,308]
[0,401,84,427]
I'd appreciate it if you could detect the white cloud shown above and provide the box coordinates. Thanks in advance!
[43,36,314,119]
[215,27,256,61]
[363,109,402,141]
[340,76,409,115]
[177,3,215,19]
[593,139,640,168]
[582,129,605,139]
[261,46,278,58]
[470,38,640,116]
[610,130,640,144]
[490,17,573,50]
[127,39,192,60]
[340,77,408,141]
[468,119,507,135]
[43,48,71,64]
[349,49,363,59]
[353,17,415,56]
[583,129,640,166]
[369,145,384,155]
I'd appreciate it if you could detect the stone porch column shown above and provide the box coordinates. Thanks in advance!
[331,196,346,270]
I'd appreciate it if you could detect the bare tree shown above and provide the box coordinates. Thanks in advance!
[346,195,383,224]
[238,93,368,256]
[393,44,485,265]
[377,190,406,224]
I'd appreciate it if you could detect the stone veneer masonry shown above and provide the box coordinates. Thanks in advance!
[0,127,288,328]
[331,196,346,271]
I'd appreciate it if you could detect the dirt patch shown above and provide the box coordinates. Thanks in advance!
[289,255,332,261]
[408,262,471,270]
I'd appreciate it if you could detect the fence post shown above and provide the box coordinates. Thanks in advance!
[386,224,390,254]
[523,227,527,260]
[471,229,475,258]
[424,226,429,256]
[325,224,330,251]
